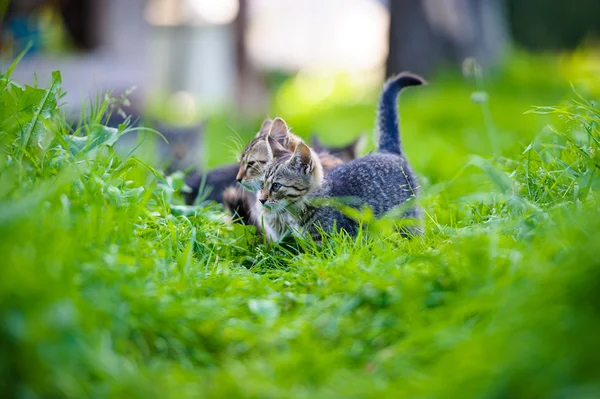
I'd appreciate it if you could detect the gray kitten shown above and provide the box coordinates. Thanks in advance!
[100,111,205,174]
[257,73,425,242]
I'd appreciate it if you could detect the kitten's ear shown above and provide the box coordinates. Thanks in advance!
[346,134,365,159]
[268,117,291,145]
[256,119,273,137]
[292,141,314,173]
[310,134,324,152]
[267,136,288,158]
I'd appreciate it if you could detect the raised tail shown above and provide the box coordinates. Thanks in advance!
[377,72,425,155]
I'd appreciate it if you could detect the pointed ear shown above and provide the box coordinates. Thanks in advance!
[268,117,290,145]
[267,136,289,158]
[292,141,313,172]
[347,134,365,159]
[256,119,273,137]
[310,134,324,152]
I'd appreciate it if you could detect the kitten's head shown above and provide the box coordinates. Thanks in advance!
[236,117,299,191]
[257,141,323,213]
[154,120,205,174]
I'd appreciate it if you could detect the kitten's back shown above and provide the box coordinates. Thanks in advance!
[303,152,421,238]
[322,153,417,213]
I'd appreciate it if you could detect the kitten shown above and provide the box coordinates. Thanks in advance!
[257,72,425,242]
[257,142,323,240]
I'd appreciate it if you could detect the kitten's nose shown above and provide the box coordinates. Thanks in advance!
[236,178,242,183]
[259,198,267,204]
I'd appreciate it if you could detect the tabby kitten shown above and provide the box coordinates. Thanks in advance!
[257,141,323,240]
[258,72,425,242]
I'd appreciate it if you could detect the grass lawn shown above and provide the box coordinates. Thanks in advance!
[1,51,600,398]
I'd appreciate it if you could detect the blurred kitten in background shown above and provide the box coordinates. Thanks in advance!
[152,120,205,175]
[72,109,205,175]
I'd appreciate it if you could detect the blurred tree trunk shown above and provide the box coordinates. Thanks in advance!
[234,0,269,117]
[386,0,509,77]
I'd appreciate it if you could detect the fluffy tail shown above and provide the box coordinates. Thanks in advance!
[377,72,425,155]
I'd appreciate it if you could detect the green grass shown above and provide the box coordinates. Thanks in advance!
[1,52,600,398]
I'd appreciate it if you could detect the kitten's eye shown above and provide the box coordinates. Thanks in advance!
[246,161,256,168]
[271,182,282,191]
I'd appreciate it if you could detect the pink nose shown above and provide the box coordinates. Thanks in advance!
[259,198,267,204]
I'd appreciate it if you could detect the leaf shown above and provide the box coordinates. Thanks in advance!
[91,124,121,147]
[170,205,200,217]
[3,42,32,83]
[65,125,120,156]
[18,71,62,161]
[65,136,88,155]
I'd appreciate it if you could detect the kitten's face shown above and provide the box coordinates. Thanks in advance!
[236,137,274,191]
[257,142,321,213]
[236,117,297,192]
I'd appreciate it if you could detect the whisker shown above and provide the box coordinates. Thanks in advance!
[226,141,244,160]
[224,127,246,159]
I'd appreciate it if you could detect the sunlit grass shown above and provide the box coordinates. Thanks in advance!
[1,51,599,398]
